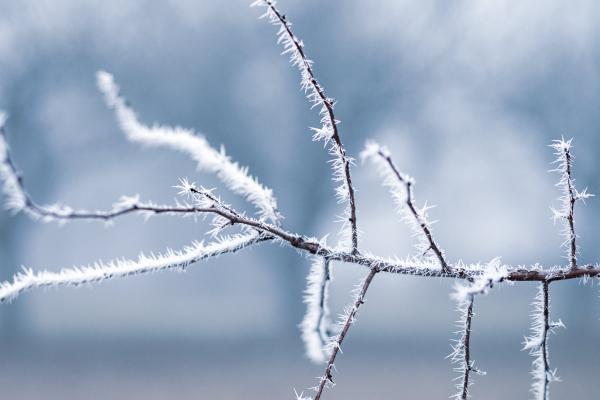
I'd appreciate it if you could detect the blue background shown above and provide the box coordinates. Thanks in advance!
[0,1,599,398]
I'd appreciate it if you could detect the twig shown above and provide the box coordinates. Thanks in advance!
[97,71,282,225]
[0,118,242,224]
[550,138,593,270]
[313,267,378,400]
[457,297,475,400]
[252,0,359,253]
[523,281,563,400]
[362,142,449,272]
[0,232,269,303]
[301,256,333,363]
[449,259,505,399]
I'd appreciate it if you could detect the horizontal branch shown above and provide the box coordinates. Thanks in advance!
[0,115,231,224]
[2,181,599,303]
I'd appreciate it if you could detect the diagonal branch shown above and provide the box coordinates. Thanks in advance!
[362,141,449,273]
[313,267,378,400]
[96,71,282,225]
[252,0,359,253]
[0,232,269,303]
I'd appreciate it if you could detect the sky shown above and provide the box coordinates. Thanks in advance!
[0,1,599,398]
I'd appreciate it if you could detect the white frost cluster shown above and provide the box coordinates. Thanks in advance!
[523,283,564,400]
[0,232,261,303]
[0,113,27,212]
[452,257,508,303]
[300,256,333,364]
[361,140,443,265]
[96,71,280,225]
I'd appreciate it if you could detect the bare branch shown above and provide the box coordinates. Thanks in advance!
[362,141,449,272]
[313,267,378,400]
[251,0,359,253]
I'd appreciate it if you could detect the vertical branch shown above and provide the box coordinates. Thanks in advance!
[301,257,333,363]
[361,142,449,273]
[252,0,359,253]
[450,295,485,400]
[523,281,564,400]
[449,258,505,399]
[313,267,378,400]
[460,297,475,400]
[550,138,593,271]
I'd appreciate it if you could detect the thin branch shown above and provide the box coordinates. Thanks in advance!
[449,259,505,399]
[362,141,449,272]
[451,296,476,400]
[301,256,333,363]
[0,232,269,303]
[252,0,358,253]
[96,71,282,225]
[550,138,593,270]
[523,281,563,400]
[0,116,221,224]
[313,267,378,400]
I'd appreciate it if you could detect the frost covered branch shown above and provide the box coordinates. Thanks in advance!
[97,71,282,225]
[362,141,449,272]
[301,256,333,364]
[251,0,359,253]
[523,281,563,400]
[313,267,378,400]
[550,138,593,270]
[449,258,508,399]
[0,232,266,303]
[1,3,600,400]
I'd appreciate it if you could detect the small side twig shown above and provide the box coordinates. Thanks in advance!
[362,142,449,273]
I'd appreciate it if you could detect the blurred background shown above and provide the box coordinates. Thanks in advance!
[1,0,599,398]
